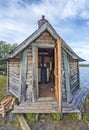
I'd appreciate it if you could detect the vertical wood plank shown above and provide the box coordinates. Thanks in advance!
[54,47,58,101]
[36,48,39,98]
[19,49,28,102]
[63,50,72,103]
[57,38,62,113]
[77,61,80,89]
[32,46,37,102]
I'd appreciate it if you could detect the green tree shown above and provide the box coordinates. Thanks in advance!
[0,41,18,71]
[0,41,17,58]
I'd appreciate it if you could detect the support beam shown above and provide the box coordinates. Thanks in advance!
[54,47,58,101]
[36,48,39,98]
[63,50,72,103]
[77,62,80,89]
[32,46,37,102]
[19,49,28,102]
[32,43,55,48]
[57,38,62,113]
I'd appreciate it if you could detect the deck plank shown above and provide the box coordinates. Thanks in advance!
[62,89,89,113]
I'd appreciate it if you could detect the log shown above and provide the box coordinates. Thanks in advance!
[17,114,31,130]
[0,96,16,117]
[1,96,12,104]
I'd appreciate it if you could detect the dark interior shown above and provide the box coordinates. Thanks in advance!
[38,48,55,97]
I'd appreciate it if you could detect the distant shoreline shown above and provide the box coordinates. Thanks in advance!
[79,64,89,67]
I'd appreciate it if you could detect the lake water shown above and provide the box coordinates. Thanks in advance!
[79,67,89,88]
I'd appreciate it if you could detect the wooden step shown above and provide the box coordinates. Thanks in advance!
[12,98,59,113]
[12,105,59,113]
[19,101,58,107]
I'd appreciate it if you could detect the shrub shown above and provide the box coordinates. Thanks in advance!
[83,114,89,121]
[25,114,36,122]
[51,113,61,120]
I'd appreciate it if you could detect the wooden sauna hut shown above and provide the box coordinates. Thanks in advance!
[3,16,88,114]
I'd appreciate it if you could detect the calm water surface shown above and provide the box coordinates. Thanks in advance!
[79,67,89,88]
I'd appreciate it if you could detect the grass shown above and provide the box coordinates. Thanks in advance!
[0,75,7,90]
[0,75,7,101]
[51,113,61,120]
[25,114,36,122]
[63,113,79,122]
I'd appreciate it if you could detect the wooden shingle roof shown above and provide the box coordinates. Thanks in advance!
[2,21,85,61]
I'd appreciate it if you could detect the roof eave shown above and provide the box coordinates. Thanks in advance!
[3,21,84,62]
[78,57,86,62]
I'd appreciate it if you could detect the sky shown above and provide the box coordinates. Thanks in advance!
[0,0,89,63]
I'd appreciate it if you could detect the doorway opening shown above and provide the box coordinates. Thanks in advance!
[38,48,55,97]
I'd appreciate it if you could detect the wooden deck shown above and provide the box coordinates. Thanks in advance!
[62,89,89,113]
[12,97,59,113]
[12,89,89,114]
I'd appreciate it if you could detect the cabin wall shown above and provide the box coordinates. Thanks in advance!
[8,59,20,98]
[8,47,33,101]
[69,59,79,94]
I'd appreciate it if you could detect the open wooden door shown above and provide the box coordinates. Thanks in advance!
[54,38,62,113]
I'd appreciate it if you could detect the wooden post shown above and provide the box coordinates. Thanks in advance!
[57,38,62,113]
[78,112,82,120]
[32,46,37,102]
[19,49,28,102]
[63,50,72,103]
[54,47,58,101]
[77,61,80,89]
[36,48,39,98]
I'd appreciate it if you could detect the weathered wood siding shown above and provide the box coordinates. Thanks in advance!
[69,59,79,94]
[61,48,67,102]
[19,49,28,102]
[8,47,33,101]
[8,59,20,98]
[61,48,79,102]
[26,46,33,100]
[61,51,79,102]
[35,31,55,44]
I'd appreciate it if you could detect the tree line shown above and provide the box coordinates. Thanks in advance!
[79,64,89,67]
[0,41,17,72]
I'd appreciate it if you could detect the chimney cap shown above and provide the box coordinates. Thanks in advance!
[38,15,48,28]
